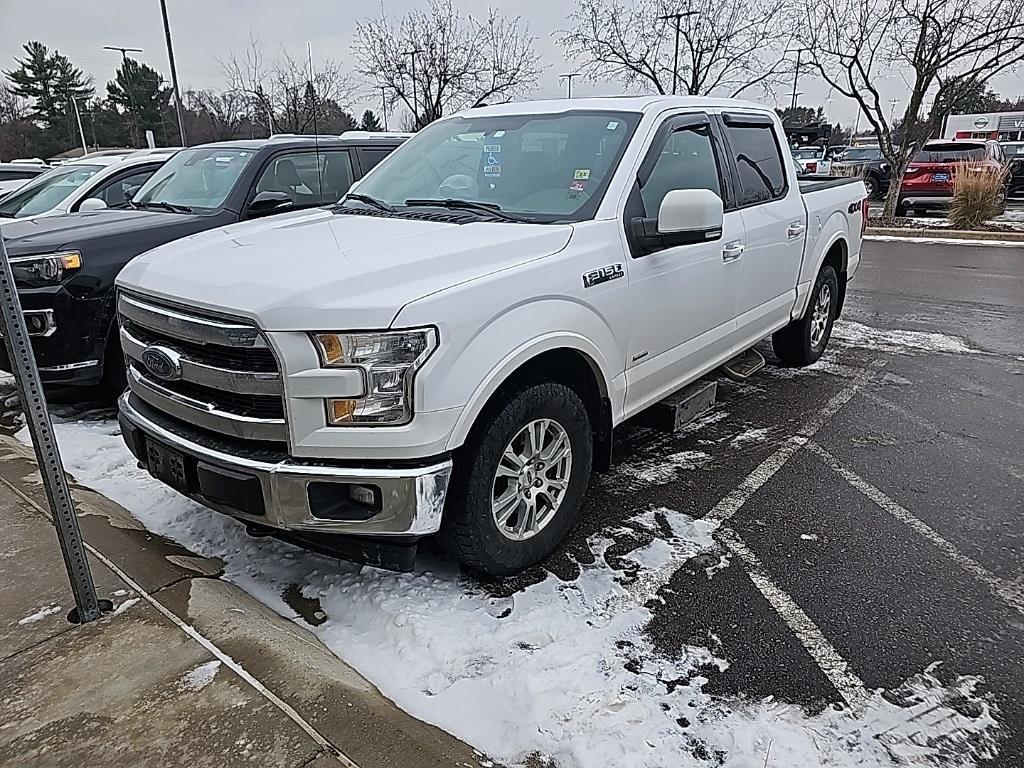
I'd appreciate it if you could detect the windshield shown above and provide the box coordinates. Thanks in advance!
[914,144,986,163]
[842,148,881,161]
[132,147,253,211]
[791,148,821,159]
[351,110,641,222]
[0,164,103,218]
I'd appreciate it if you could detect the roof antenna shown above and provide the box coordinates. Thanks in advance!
[307,41,324,207]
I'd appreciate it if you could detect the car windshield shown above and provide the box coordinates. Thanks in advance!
[132,147,253,211]
[791,148,821,159]
[842,148,882,161]
[350,110,641,222]
[914,144,986,163]
[0,164,103,218]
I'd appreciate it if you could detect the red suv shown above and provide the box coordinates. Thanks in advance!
[898,139,1006,215]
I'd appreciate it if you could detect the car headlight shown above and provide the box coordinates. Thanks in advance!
[312,327,438,426]
[9,251,82,287]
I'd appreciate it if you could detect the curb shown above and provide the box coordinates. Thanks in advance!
[865,226,1024,244]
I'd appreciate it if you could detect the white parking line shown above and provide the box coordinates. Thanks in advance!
[716,527,871,711]
[806,441,1024,619]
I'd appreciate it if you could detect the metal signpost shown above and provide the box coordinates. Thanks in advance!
[0,232,102,623]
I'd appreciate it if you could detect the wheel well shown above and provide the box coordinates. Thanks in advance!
[824,239,848,317]
[471,348,613,471]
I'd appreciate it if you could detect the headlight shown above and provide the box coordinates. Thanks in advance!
[313,327,438,426]
[10,251,82,287]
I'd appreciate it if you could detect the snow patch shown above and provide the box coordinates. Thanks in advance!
[800,533,819,542]
[179,660,221,691]
[606,449,711,488]
[18,604,61,625]
[112,597,140,615]
[23,419,1002,768]
[729,427,770,448]
[832,320,981,355]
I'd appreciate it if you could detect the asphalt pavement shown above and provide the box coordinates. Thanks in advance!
[517,237,1024,766]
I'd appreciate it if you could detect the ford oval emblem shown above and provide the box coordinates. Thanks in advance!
[141,346,182,381]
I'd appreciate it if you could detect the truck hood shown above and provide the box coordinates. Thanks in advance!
[0,209,205,255]
[117,209,574,330]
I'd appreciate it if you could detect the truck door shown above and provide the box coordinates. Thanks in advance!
[719,113,806,340]
[623,113,744,415]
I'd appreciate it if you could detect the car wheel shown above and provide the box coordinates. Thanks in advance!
[864,175,880,199]
[772,264,839,367]
[439,382,593,578]
[101,324,127,398]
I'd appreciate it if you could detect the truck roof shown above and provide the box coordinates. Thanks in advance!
[462,95,773,118]
[194,134,408,152]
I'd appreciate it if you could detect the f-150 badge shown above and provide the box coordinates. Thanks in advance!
[582,263,625,288]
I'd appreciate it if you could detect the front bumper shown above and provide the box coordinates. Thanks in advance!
[118,392,453,537]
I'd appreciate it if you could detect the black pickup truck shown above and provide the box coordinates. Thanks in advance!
[0,133,405,391]
[830,145,890,199]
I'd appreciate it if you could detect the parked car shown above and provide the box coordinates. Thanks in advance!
[0,133,406,392]
[0,162,49,199]
[0,148,177,221]
[114,96,867,576]
[898,139,1007,215]
[830,145,889,199]
[1000,141,1024,199]
[791,145,831,175]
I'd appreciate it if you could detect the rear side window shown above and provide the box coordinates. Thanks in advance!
[359,148,394,174]
[724,122,787,206]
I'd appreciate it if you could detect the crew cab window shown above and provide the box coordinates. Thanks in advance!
[359,148,393,173]
[724,122,787,206]
[83,168,155,208]
[640,125,722,217]
[255,150,352,207]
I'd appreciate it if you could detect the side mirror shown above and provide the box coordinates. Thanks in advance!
[247,190,294,218]
[79,197,108,212]
[631,188,724,255]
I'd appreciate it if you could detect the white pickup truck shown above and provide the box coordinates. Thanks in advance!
[115,97,866,576]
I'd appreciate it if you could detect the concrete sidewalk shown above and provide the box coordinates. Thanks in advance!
[0,432,486,768]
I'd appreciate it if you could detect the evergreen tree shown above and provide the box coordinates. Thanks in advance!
[359,109,383,131]
[107,58,169,147]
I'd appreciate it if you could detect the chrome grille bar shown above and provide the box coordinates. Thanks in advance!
[118,293,268,349]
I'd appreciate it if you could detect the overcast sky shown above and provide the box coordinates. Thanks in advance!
[3,0,1022,130]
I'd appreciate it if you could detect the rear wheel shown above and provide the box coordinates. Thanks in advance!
[772,264,839,367]
[864,175,880,199]
[439,382,593,578]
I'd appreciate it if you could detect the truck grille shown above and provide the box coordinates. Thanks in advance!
[118,292,287,442]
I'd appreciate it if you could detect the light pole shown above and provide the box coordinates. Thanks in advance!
[103,45,144,147]
[380,86,388,130]
[70,97,88,157]
[788,47,810,112]
[402,47,424,129]
[889,97,900,124]
[559,72,580,98]
[158,0,187,146]
[658,11,697,95]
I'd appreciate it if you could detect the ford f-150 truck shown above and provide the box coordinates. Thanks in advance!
[115,97,867,577]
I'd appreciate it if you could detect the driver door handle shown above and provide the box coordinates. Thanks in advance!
[722,241,745,262]
[787,221,806,239]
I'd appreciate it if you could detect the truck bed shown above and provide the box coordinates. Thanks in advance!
[798,176,863,193]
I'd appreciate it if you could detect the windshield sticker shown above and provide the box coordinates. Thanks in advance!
[482,144,502,177]
[606,121,619,130]
[574,169,591,180]
[492,131,506,137]
[569,179,587,192]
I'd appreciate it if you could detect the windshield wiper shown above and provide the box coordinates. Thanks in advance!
[138,200,193,214]
[342,192,396,212]
[404,198,528,222]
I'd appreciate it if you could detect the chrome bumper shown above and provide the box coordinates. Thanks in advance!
[118,393,452,537]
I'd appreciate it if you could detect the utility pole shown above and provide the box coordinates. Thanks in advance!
[559,72,580,98]
[889,97,900,124]
[658,11,696,95]
[70,98,88,157]
[402,47,424,129]
[158,0,188,146]
[103,45,144,147]
[380,86,388,130]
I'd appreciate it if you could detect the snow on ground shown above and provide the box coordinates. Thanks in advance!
[20,413,1001,768]
[17,604,61,625]
[831,320,981,355]
[179,660,222,692]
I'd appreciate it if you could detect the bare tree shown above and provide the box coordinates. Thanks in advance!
[352,0,543,129]
[185,89,248,141]
[803,0,1024,219]
[222,35,357,135]
[559,0,796,98]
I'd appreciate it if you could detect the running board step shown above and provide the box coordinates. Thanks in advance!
[719,348,765,382]
[637,379,717,434]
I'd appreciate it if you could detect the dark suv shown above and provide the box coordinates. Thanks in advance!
[830,146,890,199]
[0,133,405,391]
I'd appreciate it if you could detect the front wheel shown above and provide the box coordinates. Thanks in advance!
[772,264,839,367]
[439,382,593,577]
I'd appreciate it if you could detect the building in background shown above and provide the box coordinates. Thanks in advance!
[944,111,1024,141]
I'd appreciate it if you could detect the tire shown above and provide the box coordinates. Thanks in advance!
[772,264,839,367]
[439,382,593,578]
[101,325,127,398]
[864,175,880,199]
